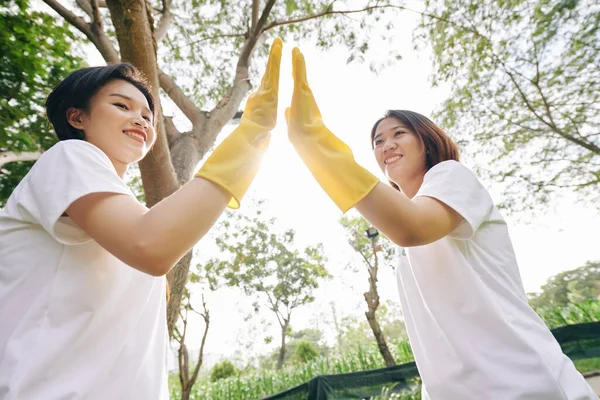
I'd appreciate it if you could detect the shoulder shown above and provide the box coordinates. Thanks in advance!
[30,140,118,180]
[425,160,476,178]
[421,160,482,191]
[41,140,112,166]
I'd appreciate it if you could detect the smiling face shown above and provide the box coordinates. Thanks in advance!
[372,117,427,190]
[67,79,156,174]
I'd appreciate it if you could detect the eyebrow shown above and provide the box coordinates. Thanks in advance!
[109,93,152,115]
[373,125,405,141]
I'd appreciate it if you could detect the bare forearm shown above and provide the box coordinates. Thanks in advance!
[356,182,463,247]
[355,183,421,246]
[136,178,230,272]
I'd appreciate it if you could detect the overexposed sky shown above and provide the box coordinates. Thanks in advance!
[67,4,600,366]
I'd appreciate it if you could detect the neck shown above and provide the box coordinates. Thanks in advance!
[111,160,128,180]
[394,172,425,199]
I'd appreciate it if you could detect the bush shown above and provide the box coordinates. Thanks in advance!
[210,360,237,382]
[294,341,320,364]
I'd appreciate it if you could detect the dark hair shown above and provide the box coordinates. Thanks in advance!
[45,63,156,141]
[371,110,460,190]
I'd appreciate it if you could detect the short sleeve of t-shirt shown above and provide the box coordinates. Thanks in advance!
[415,160,494,240]
[16,140,133,245]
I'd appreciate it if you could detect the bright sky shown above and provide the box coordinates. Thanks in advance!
[70,4,600,368]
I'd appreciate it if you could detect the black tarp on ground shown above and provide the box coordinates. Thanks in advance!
[263,322,600,400]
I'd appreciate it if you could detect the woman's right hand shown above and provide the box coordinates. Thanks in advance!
[195,38,282,209]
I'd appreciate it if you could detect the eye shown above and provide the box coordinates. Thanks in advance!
[374,139,383,146]
[143,115,152,123]
[114,103,129,110]
[394,131,405,136]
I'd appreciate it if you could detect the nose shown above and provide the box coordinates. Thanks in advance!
[382,138,397,153]
[131,115,148,129]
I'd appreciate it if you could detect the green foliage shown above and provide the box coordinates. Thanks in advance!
[340,214,397,271]
[210,360,237,382]
[528,261,600,308]
[337,301,408,354]
[418,0,600,212]
[202,202,329,369]
[535,300,600,330]
[259,328,329,369]
[160,0,401,110]
[293,341,320,364]
[0,0,84,205]
[203,206,329,309]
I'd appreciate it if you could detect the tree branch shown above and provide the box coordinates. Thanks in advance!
[155,0,172,42]
[263,4,401,31]
[163,115,180,147]
[202,0,277,148]
[177,304,189,387]
[190,295,210,385]
[43,0,119,63]
[177,33,247,51]
[0,151,43,168]
[44,0,93,37]
[263,288,285,328]
[158,69,207,127]
[90,0,101,27]
[532,62,600,154]
[76,0,93,17]
[251,0,259,31]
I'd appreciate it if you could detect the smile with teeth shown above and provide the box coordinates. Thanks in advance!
[124,131,145,143]
[384,155,402,165]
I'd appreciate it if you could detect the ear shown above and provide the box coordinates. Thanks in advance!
[66,107,86,130]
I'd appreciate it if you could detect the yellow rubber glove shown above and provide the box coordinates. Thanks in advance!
[195,38,282,209]
[286,47,379,213]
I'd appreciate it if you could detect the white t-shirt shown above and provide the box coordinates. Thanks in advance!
[396,160,597,400]
[0,140,168,400]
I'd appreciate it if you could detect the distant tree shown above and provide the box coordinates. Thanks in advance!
[204,203,330,370]
[172,287,210,400]
[340,215,397,366]
[338,300,407,354]
[528,261,600,308]
[259,327,329,369]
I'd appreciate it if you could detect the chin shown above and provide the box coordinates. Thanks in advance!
[116,151,146,165]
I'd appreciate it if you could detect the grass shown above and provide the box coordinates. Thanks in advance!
[170,301,600,400]
[535,300,600,330]
[575,358,600,375]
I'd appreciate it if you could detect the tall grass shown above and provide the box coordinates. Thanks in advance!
[535,300,600,329]
[170,301,600,400]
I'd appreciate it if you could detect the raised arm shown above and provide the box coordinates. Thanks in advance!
[67,39,283,276]
[286,47,461,247]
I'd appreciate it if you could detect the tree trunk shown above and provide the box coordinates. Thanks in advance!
[363,237,396,366]
[105,0,191,337]
[365,309,396,367]
[181,388,191,400]
[104,0,179,205]
[166,252,193,337]
[276,321,289,370]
